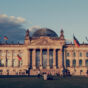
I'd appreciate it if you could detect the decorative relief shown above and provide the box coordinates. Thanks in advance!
[30,38,58,46]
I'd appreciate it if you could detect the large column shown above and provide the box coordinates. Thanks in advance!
[76,50,79,67]
[58,49,63,75]
[9,50,12,67]
[24,49,29,68]
[32,49,36,69]
[53,49,56,69]
[12,50,14,67]
[47,49,50,69]
[5,50,7,67]
[58,49,63,68]
[28,49,30,68]
[40,49,42,69]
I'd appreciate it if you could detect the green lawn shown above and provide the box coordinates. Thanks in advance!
[0,76,88,88]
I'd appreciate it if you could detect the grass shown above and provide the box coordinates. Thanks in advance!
[0,76,88,88]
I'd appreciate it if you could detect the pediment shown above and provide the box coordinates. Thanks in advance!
[30,37,57,46]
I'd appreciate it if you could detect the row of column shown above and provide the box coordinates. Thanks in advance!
[0,50,23,67]
[28,49,63,70]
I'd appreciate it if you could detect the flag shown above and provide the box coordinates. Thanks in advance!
[17,55,22,61]
[73,36,80,48]
[4,36,8,40]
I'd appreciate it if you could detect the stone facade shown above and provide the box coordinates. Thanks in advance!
[0,28,88,76]
[64,44,88,76]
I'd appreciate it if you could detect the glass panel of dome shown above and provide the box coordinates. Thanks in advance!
[32,28,58,37]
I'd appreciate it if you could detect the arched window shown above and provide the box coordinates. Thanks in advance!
[85,60,88,67]
[73,59,76,67]
[79,59,82,66]
[66,59,70,67]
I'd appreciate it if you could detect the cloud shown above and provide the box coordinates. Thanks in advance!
[29,25,41,36]
[0,14,26,43]
[0,14,26,24]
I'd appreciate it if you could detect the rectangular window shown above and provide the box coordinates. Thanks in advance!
[66,52,70,57]
[86,52,88,57]
[79,52,82,57]
[73,52,76,57]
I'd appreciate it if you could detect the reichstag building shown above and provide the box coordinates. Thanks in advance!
[0,28,88,76]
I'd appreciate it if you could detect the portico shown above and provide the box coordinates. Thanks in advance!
[28,48,62,69]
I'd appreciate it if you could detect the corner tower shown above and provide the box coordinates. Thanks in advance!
[24,29,30,45]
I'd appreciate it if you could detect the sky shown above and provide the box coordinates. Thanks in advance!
[0,0,88,43]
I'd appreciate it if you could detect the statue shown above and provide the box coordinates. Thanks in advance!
[60,29,64,39]
[60,29,64,36]
[24,29,30,44]
[26,29,29,36]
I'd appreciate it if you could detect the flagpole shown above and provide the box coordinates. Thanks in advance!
[4,36,8,44]
[73,34,80,74]
[73,34,76,74]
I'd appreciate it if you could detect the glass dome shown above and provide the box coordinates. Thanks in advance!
[32,28,58,37]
